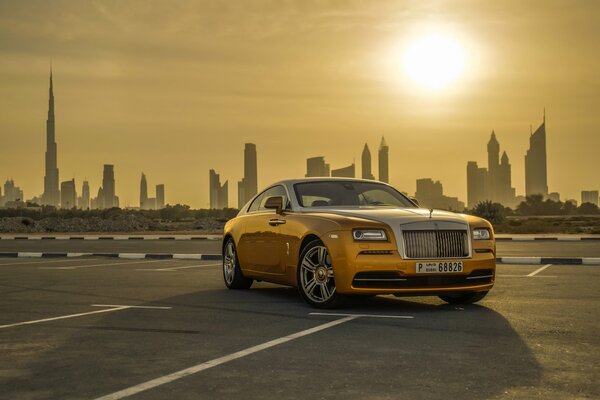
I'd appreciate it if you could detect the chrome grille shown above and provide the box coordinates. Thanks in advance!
[402,230,469,259]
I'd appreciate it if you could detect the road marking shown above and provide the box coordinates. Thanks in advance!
[310,312,414,319]
[527,264,553,277]
[137,263,221,271]
[498,274,558,278]
[91,304,172,310]
[0,305,130,329]
[0,258,101,267]
[39,259,163,270]
[93,316,357,400]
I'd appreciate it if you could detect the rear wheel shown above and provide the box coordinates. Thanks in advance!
[223,239,253,289]
[439,291,488,304]
[297,239,344,308]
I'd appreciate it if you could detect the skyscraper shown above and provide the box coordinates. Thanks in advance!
[102,164,117,208]
[581,190,599,206]
[209,169,228,209]
[525,112,549,197]
[305,156,330,177]
[60,179,77,209]
[42,69,60,207]
[156,184,165,209]
[140,173,148,209]
[237,143,257,208]
[378,136,389,183]
[361,143,374,180]
[79,180,90,209]
[466,131,516,208]
[331,163,355,178]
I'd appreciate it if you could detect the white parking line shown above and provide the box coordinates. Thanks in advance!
[39,259,164,270]
[91,304,172,310]
[527,264,553,277]
[498,274,558,278]
[93,316,358,400]
[137,263,221,271]
[0,305,129,329]
[310,312,414,319]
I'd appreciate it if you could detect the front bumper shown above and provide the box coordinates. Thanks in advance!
[322,230,496,295]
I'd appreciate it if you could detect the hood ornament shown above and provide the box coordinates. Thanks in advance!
[429,208,434,219]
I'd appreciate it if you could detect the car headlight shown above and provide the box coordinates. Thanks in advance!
[473,228,491,240]
[352,229,387,241]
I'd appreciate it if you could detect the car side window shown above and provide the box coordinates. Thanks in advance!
[247,193,264,212]
[257,185,288,212]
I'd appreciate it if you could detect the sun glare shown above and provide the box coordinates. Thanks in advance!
[403,34,466,90]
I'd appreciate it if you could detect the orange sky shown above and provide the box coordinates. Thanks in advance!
[0,0,598,208]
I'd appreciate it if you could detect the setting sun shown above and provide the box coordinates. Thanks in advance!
[403,34,466,90]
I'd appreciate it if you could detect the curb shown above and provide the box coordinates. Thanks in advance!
[496,237,600,241]
[0,236,221,241]
[0,252,222,261]
[496,257,600,265]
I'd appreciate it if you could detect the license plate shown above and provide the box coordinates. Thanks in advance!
[416,261,463,274]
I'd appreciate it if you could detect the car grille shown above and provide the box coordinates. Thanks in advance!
[402,230,469,259]
[352,269,494,289]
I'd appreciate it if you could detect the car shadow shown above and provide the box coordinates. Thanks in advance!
[3,285,541,400]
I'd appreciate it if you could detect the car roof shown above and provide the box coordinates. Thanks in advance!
[272,177,389,186]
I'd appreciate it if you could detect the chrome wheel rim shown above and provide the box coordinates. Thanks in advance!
[223,242,235,285]
[300,245,335,303]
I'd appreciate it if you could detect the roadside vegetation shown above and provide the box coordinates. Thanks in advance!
[1,195,599,234]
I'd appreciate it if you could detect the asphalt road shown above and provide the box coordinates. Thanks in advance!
[1,239,599,257]
[0,257,598,399]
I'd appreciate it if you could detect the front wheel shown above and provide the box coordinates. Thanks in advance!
[223,239,253,289]
[439,291,488,304]
[297,239,344,308]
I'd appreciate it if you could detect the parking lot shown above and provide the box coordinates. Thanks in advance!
[1,256,599,399]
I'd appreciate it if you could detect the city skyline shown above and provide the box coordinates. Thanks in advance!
[0,2,598,208]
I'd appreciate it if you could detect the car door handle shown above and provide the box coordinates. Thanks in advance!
[269,219,286,226]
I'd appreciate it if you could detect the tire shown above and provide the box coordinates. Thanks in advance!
[439,291,488,305]
[223,238,253,289]
[297,239,344,308]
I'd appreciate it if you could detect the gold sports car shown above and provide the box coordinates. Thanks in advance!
[222,178,495,308]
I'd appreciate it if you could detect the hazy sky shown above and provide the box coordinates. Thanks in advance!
[0,0,598,208]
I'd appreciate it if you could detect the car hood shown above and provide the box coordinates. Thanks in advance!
[305,207,468,226]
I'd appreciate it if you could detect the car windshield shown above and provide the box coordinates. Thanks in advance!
[294,181,416,208]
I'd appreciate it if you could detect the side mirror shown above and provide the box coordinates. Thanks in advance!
[264,196,284,214]
[410,197,420,207]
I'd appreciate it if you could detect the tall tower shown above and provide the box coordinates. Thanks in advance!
[102,164,116,209]
[140,173,148,209]
[378,136,389,183]
[237,143,257,208]
[487,131,500,200]
[525,111,549,197]
[42,69,60,207]
[361,143,374,180]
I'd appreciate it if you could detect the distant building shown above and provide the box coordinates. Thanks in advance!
[331,163,355,178]
[78,180,90,209]
[156,184,165,209]
[361,144,375,180]
[209,169,229,209]
[416,178,465,212]
[237,143,257,208]
[101,164,118,208]
[525,112,549,197]
[306,156,330,177]
[378,136,389,183]
[140,173,149,209]
[1,179,24,207]
[466,131,516,209]
[60,179,77,209]
[42,69,60,207]
[548,192,560,202]
[582,190,599,206]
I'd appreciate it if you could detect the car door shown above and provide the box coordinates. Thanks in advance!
[239,185,289,275]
